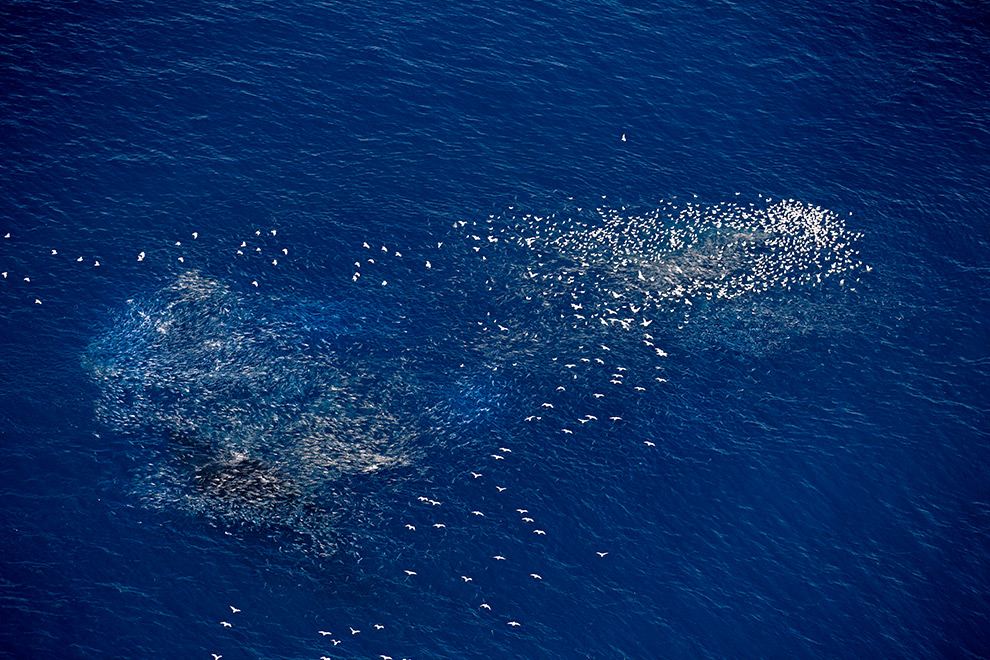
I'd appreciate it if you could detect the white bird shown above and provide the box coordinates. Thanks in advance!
[496,486,507,492]
[404,570,417,576]
[461,575,473,582]
[597,551,609,557]
[499,447,512,453]
[229,606,240,613]
[433,523,446,528]
[220,621,232,628]
[534,529,546,535]
[470,472,482,478]
[405,524,415,530]
[319,631,332,636]
[426,261,432,268]
[508,621,521,627]
[212,655,222,660]
[644,441,656,447]
[137,252,145,261]
[374,624,385,630]
[516,509,528,514]
[530,573,542,580]
[480,603,491,610]
[621,134,627,141]
[472,511,484,516]
[493,555,505,561]
[349,627,360,634]
[192,232,198,239]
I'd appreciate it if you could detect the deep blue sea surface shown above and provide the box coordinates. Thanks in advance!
[2,1,989,658]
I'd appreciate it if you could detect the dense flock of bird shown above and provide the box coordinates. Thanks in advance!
[2,193,868,658]
[448,196,869,332]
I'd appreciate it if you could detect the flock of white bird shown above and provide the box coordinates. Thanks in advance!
[2,193,867,659]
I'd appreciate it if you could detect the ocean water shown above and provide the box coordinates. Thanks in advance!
[2,1,989,658]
